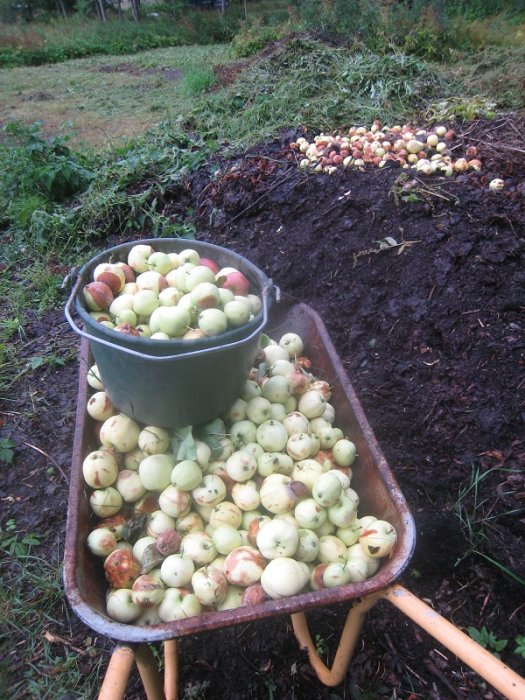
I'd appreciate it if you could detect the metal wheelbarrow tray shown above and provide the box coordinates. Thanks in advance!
[63,299,525,699]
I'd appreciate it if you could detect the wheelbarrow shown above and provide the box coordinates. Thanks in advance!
[63,299,525,699]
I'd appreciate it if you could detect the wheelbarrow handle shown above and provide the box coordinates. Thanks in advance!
[383,584,525,700]
[64,271,279,362]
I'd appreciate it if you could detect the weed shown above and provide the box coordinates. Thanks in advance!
[179,67,217,96]
[515,635,525,658]
[467,625,508,658]
[0,439,15,464]
[453,465,525,586]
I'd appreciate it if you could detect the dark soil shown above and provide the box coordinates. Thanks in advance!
[1,115,524,699]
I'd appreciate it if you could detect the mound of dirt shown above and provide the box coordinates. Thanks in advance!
[1,116,524,699]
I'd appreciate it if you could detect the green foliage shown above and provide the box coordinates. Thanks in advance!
[0,439,15,464]
[467,625,508,658]
[230,21,285,58]
[0,121,95,241]
[515,635,525,658]
[179,66,217,96]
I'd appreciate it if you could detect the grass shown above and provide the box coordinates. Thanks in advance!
[0,536,107,699]
[0,44,231,148]
[453,465,525,587]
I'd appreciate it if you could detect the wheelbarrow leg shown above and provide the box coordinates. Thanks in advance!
[382,584,525,700]
[134,643,165,700]
[98,645,135,699]
[291,593,382,687]
[163,639,180,700]
[98,643,166,700]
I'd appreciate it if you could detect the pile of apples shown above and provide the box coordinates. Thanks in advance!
[290,120,481,177]
[82,244,262,341]
[84,332,397,625]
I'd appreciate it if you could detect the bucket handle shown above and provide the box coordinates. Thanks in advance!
[64,272,279,362]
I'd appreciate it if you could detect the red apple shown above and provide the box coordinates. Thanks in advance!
[221,271,250,296]
[199,257,220,274]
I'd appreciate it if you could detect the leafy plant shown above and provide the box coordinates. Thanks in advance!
[467,625,508,658]
[0,439,15,464]
[514,635,525,658]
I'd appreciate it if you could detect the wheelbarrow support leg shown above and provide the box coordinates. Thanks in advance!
[98,643,167,700]
[382,584,525,700]
[134,643,165,700]
[98,645,135,700]
[291,593,381,687]
[163,639,180,700]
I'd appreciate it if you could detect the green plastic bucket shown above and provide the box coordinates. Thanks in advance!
[65,238,274,428]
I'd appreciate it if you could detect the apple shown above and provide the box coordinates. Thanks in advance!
[158,587,202,622]
[198,308,228,336]
[208,501,243,530]
[260,557,309,599]
[82,450,119,489]
[149,305,191,337]
[279,332,304,358]
[263,343,290,367]
[83,281,113,311]
[166,262,195,292]
[132,574,165,608]
[256,518,298,559]
[132,536,157,564]
[136,270,167,294]
[257,451,292,478]
[180,531,216,566]
[191,566,228,606]
[259,473,297,514]
[137,426,170,456]
[104,548,140,588]
[192,475,227,507]
[256,420,289,452]
[359,520,397,558]
[312,471,343,508]
[86,527,118,557]
[199,257,220,274]
[224,300,251,328]
[106,588,142,622]
[90,487,123,518]
[317,535,348,563]
[298,390,327,419]
[212,525,244,555]
[138,454,175,491]
[109,293,134,317]
[178,248,200,265]
[327,494,357,528]
[332,439,357,467]
[225,450,257,483]
[147,251,174,275]
[115,469,146,503]
[170,459,202,491]
[128,244,154,273]
[190,282,220,309]
[220,270,250,296]
[115,262,135,283]
[132,289,160,317]
[294,498,327,530]
[261,375,292,404]
[295,528,320,562]
[246,397,272,425]
[230,419,257,447]
[186,265,216,291]
[287,432,314,461]
[93,263,126,294]
[231,480,260,511]
[146,511,176,539]
[223,546,266,586]
[87,391,116,422]
[159,287,184,307]
[160,554,195,588]
[283,411,310,436]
